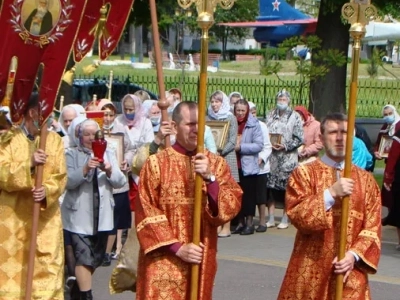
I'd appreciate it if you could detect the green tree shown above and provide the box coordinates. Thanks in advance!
[209,0,259,60]
[295,0,320,17]
[310,0,400,119]
[130,0,258,57]
[260,35,347,109]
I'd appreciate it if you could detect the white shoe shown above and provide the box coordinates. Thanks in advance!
[277,223,289,229]
[395,244,400,251]
[266,221,276,228]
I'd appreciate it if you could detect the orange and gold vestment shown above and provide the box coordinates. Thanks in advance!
[135,147,242,300]
[278,159,381,300]
[0,129,66,300]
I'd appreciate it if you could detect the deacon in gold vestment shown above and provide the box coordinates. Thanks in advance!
[135,102,242,300]
[0,95,67,300]
[278,113,381,300]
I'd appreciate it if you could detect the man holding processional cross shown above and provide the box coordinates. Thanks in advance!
[279,0,382,299]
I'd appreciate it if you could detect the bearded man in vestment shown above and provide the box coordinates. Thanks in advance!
[0,93,66,299]
[278,113,381,300]
[135,101,242,300]
[24,0,54,36]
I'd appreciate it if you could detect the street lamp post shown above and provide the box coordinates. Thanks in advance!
[336,1,376,299]
[176,1,237,299]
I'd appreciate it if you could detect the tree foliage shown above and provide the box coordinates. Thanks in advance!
[208,0,259,59]
[260,35,347,104]
[130,0,258,55]
[309,0,400,119]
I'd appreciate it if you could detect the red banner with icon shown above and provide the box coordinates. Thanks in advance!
[73,0,135,62]
[0,0,88,124]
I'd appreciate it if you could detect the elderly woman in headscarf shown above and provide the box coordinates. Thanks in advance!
[229,91,242,112]
[232,99,264,235]
[265,90,303,229]
[206,90,239,237]
[142,100,161,133]
[97,99,133,266]
[61,115,88,295]
[114,95,154,215]
[375,104,400,160]
[248,102,272,233]
[374,104,400,217]
[61,118,126,299]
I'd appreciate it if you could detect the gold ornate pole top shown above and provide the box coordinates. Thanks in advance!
[341,0,377,34]
[177,0,237,14]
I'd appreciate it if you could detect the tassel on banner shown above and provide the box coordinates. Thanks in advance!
[83,61,101,75]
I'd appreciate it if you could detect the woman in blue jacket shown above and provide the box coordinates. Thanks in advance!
[232,99,264,235]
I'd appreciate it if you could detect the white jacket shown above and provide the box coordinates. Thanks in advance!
[258,121,272,174]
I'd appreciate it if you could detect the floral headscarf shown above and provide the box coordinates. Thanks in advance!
[207,90,231,120]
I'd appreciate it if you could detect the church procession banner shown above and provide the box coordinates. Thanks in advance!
[73,0,135,62]
[0,0,135,124]
[0,0,88,123]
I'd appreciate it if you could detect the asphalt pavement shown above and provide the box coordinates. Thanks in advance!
[84,208,400,300]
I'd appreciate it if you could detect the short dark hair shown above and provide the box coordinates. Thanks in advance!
[172,101,197,124]
[320,113,348,134]
[24,93,40,116]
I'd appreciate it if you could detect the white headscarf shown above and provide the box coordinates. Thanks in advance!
[142,100,158,117]
[207,91,232,120]
[382,104,400,136]
[76,119,100,155]
[67,116,87,148]
[228,91,242,100]
[248,102,256,110]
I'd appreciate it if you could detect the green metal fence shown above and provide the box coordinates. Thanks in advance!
[77,75,400,118]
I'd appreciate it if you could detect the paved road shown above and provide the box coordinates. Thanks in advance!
[84,209,400,300]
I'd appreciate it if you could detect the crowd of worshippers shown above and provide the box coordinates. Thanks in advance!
[0,87,398,300]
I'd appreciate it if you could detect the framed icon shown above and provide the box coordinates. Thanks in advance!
[105,133,124,165]
[269,133,282,146]
[378,135,393,158]
[206,121,230,150]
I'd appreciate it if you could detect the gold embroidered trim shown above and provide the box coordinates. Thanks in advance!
[359,229,379,241]
[349,210,363,221]
[136,215,167,232]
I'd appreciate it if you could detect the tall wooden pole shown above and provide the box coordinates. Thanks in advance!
[176,1,236,299]
[149,0,170,147]
[336,1,376,299]
[190,4,213,299]
[25,124,48,300]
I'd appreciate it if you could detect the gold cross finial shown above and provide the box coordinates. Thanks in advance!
[177,0,237,14]
[342,0,377,26]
